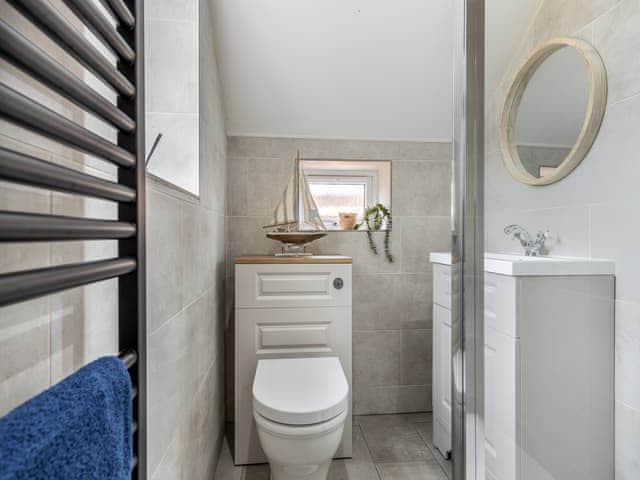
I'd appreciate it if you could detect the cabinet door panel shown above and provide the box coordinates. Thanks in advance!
[433,304,452,455]
[235,306,352,463]
[484,273,518,337]
[433,264,452,309]
[485,327,518,480]
[236,264,352,308]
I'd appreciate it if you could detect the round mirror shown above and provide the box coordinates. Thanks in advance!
[499,38,607,185]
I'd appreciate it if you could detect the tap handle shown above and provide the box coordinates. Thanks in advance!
[537,230,550,241]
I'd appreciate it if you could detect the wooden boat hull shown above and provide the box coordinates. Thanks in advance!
[266,232,327,245]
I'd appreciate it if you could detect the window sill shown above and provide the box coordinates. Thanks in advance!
[324,227,390,232]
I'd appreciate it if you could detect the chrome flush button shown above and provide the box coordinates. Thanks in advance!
[333,277,344,290]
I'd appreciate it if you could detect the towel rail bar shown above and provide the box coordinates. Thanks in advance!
[0,258,136,307]
[103,0,135,28]
[0,20,135,132]
[0,211,136,242]
[0,84,136,167]
[7,0,135,97]
[2,0,146,476]
[61,0,135,63]
[0,148,137,203]
[118,350,138,369]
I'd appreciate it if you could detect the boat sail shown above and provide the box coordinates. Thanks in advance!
[263,152,327,253]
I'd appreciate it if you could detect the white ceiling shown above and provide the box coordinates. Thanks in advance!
[212,0,454,142]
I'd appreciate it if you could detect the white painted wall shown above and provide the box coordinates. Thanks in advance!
[212,0,453,142]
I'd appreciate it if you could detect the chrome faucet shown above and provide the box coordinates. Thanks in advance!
[504,224,550,256]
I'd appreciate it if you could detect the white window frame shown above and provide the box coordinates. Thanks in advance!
[301,160,392,231]
[306,170,378,208]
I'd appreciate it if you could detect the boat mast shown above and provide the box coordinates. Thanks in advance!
[293,150,300,228]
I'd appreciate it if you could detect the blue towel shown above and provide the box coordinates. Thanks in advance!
[0,356,132,480]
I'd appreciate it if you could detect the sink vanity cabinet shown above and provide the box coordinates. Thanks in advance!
[233,256,353,465]
[430,252,455,459]
[484,255,614,480]
[431,253,615,480]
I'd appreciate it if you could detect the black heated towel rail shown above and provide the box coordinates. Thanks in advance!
[0,1,146,478]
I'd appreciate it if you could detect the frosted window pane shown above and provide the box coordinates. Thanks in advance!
[308,183,366,227]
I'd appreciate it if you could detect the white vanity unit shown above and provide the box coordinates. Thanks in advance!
[233,256,353,465]
[429,252,454,458]
[483,254,614,480]
[431,252,615,479]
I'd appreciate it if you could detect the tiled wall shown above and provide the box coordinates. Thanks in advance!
[0,1,121,416]
[146,0,228,478]
[485,0,640,477]
[226,136,452,415]
[145,0,200,195]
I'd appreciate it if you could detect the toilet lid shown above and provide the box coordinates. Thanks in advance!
[253,357,349,425]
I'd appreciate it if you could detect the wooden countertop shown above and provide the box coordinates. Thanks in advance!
[235,255,352,264]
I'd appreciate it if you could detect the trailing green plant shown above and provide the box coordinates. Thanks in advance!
[355,203,394,262]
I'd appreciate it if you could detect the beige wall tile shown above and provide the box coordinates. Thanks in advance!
[50,280,118,383]
[615,300,640,411]
[182,204,217,303]
[147,19,198,114]
[615,402,640,479]
[313,231,402,275]
[593,0,640,104]
[353,274,432,331]
[148,310,189,473]
[147,188,184,333]
[399,217,451,274]
[148,0,198,21]
[0,298,51,416]
[353,331,401,388]
[226,157,248,216]
[401,329,433,386]
[392,161,451,216]
[399,142,452,162]
[245,157,291,217]
[354,384,431,416]
[533,0,621,44]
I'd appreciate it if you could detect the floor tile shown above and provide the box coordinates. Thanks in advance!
[359,414,435,463]
[214,414,442,480]
[243,464,270,480]
[414,421,434,446]
[415,422,452,479]
[213,440,243,480]
[328,425,381,479]
[377,460,447,480]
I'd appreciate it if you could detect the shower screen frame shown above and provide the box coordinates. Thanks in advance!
[451,0,484,479]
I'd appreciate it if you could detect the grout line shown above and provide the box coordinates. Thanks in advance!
[609,89,640,107]
[356,424,383,480]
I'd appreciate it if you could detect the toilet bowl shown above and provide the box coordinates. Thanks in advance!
[252,356,349,480]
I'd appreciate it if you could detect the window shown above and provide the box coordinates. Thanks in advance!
[301,160,391,231]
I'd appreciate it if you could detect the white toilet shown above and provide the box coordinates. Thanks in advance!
[252,356,349,480]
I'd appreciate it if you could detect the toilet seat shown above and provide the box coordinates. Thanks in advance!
[253,357,348,425]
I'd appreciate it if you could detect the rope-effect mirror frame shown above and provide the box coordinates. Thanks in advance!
[499,37,607,186]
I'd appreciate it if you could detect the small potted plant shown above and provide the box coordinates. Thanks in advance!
[355,203,394,262]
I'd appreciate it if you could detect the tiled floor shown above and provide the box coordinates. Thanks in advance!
[214,413,452,480]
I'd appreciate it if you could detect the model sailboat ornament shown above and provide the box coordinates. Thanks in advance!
[263,152,327,255]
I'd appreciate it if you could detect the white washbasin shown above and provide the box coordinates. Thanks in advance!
[485,253,615,276]
[430,252,615,276]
